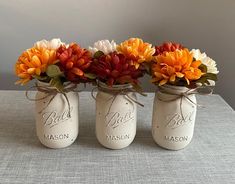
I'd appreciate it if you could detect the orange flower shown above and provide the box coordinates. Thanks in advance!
[152,49,203,86]
[117,38,155,69]
[15,47,57,85]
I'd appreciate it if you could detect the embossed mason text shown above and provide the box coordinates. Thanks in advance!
[165,135,188,142]
[44,134,69,140]
[106,134,130,141]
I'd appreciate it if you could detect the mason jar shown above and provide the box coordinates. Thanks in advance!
[35,81,79,149]
[95,81,137,149]
[152,84,197,150]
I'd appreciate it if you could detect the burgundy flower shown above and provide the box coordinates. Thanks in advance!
[154,42,184,56]
[91,52,143,86]
[56,43,92,83]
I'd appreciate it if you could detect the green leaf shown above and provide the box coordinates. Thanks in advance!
[199,64,207,73]
[142,62,151,75]
[195,76,208,85]
[94,51,104,59]
[196,73,218,86]
[205,73,218,81]
[46,65,63,78]
[84,73,97,79]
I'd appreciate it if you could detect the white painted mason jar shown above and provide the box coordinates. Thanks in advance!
[96,82,137,149]
[152,84,197,150]
[35,81,79,149]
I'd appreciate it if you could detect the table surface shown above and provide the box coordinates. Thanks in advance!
[0,91,234,184]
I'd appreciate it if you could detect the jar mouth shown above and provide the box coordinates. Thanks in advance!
[159,84,192,94]
[159,84,190,90]
[97,81,132,90]
[37,80,76,89]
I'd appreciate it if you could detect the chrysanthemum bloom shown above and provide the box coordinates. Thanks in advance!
[15,47,57,85]
[91,52,143,86]
[191,49,219,74]
[88,40,117,55]
[57,43,92,83]
[34,38,65,50]
[151,49,203,86]
[154,42,184,56]
[117,38,155,69]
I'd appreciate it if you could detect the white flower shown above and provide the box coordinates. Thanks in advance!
[191,49,219,74]
[191,49,218,86]
[88,40,117,55]
[34,38,65,50]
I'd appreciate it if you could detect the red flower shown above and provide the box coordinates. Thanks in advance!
[57,43,92,83]
[91,52,143,86]
[154,42,184,56]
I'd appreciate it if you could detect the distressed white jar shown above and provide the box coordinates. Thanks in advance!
[152,85,197,150]
[35,81,79,149]
[96,82,137,149]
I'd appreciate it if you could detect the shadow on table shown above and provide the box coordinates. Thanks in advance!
[134,127,164,150]
[74,134,105,150]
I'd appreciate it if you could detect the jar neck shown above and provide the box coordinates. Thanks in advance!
[97,81,133,94]
[158,84,191,95]
[37,81,76,90]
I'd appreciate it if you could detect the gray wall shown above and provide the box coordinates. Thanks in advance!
[0,0,234,109]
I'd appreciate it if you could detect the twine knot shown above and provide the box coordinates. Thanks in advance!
[91,83,146,117]
[157,86,213,120]
[26,82,78,117]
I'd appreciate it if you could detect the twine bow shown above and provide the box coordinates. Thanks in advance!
[157,86,213,120]
[91,84,146,116]
[26,83,78,117]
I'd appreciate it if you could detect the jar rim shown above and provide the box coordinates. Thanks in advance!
[98,80,132,90]
[158,84,193,94]
[37,80,76,89]
[159,84,191,90]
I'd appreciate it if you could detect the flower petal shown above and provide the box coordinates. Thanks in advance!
[159,79,168,86]
[71,67,84,76]
[31,55,41,67]
[170,74,176,82]
[35,68,41,76]
[27,68,36,74]
[176,72,184,78]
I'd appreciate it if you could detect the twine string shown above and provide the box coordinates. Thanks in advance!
[157,86,213,120]
[91,84,145,117]
[25,83,78,117]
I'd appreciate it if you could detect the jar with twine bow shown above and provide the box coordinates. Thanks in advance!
[88,40,154,149]
[15,39,94,148]
[152,85,213,150]
[27,81,79,149]
[152,85,198,150]
[150,42,218,150]
[94,81,144,149]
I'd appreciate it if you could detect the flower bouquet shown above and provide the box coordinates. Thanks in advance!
[15,39,94,148]
[89,38,155,149]
[150,42,219,150]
